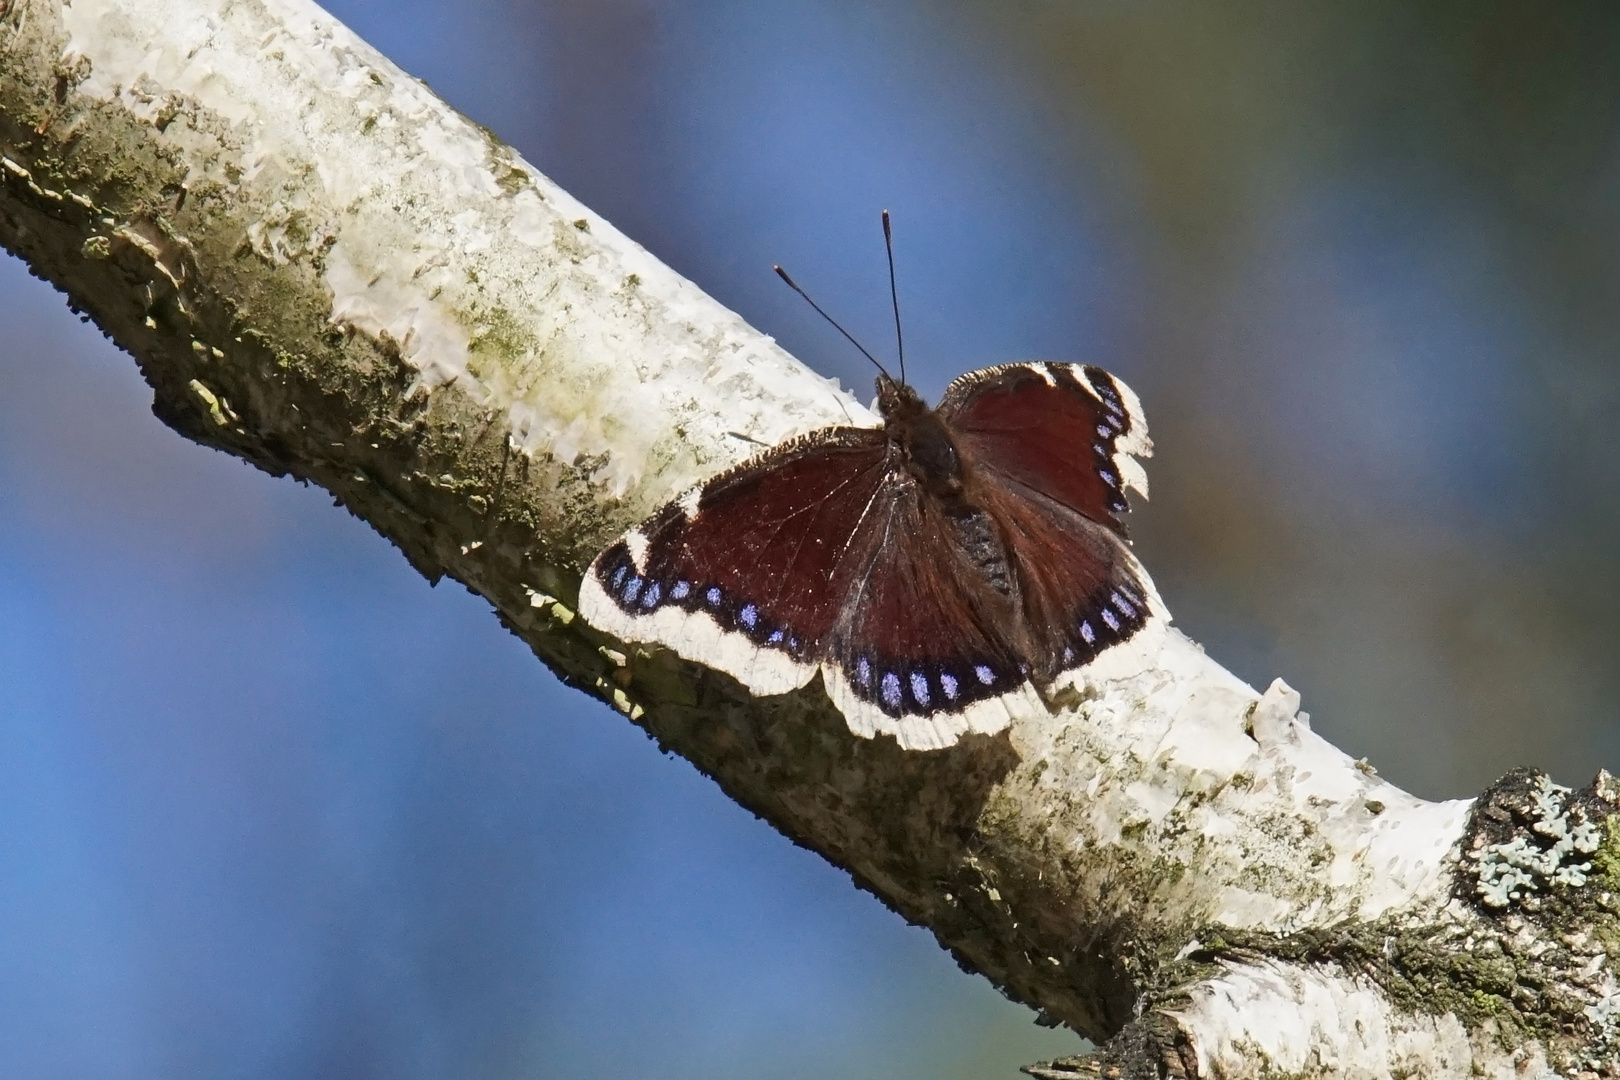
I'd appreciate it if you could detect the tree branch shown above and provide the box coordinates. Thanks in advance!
[5,1,1620,1074]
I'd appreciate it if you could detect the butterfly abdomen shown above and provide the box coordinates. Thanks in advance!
[946,505,1014,599]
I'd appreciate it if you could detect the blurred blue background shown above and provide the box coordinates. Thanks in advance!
[3,2,1619,1077]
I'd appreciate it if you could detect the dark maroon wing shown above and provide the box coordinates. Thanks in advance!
[580,425,1036,748]
[817,476,1032,744]
[974,478,1160,680]
[938,362,1149,533]
[580,427,893,691]
[941,362,1163,680]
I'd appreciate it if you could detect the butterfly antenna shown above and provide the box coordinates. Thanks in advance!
[882,210,905,386]
[773,264,891,379]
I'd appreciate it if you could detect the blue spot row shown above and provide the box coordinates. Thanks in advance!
[850,654,1007,714]
[1086,367,1126,414]
[1066,584,1150,664]
[599,547,813,659]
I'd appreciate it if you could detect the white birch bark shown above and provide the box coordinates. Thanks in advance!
[3,2,1618,1075]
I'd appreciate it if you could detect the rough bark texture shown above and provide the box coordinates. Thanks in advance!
[5,2,1619,1075]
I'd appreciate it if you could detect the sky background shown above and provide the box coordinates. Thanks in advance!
[3,2,1620,1078]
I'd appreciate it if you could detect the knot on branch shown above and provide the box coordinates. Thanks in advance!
[1452,768,1620,1070]
[1023,1014,1196,1080]
[1463,768,1618,914]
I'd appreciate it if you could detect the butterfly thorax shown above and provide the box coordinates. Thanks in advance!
[876,376,1020,608]
[876,375,965,501]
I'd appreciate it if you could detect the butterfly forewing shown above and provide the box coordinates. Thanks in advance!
[579,427,892,696]
[941,362,1149,530]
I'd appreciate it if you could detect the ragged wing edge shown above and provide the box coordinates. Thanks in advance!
[581,547,1045,752]
[938,361,1153,501]
[1050,542,1173,695]
[578,562,820,695]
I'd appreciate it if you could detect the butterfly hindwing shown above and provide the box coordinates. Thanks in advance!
[973,474,1167,687]
[819,474,1041,749]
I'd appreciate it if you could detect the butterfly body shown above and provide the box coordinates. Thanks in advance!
[879,376,965,497]
[579,362,1167,750]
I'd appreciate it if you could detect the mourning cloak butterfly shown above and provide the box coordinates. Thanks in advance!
[578,358,1167,750]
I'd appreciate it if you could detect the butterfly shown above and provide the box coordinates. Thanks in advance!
[578,219,1167,750]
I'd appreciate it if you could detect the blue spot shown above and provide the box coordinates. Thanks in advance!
[1096,424,1112,438]
[621,577,642,604]
[1112,591,1136,617]
[910,671,931,708]
[671,580,691,600]
[974,664,995,686]
[1094,444,1108,457]
[705,586,722,607]
[611,564,628,589]
[767,629,785,645]
[1062,646,1075,665]
[739,604,758,630]
[1109,498,1128,512]
[941,672,960,700]
[787,635,801,652]
[640,581,661,608]
[880,672,903,709]
[1102,608,1120,631]
[1080,621,1096,644]
[856,655,872,688]
[1099,469,1116,486]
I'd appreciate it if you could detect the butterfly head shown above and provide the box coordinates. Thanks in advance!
[875,373,927,423]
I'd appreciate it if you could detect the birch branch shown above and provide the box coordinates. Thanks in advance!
[3,2,1619,1075]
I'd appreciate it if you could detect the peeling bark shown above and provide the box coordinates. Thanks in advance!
[4,2,1618,1075]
